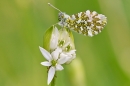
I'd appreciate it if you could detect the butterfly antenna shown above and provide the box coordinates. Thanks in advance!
[48,3,62,13]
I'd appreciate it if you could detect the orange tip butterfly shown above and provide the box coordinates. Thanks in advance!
[48,3,107,37]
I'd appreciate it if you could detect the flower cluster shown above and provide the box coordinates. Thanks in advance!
[39,26,76,85]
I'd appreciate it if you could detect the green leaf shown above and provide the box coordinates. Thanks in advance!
[43,25,54,51]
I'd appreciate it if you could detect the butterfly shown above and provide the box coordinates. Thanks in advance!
[48,3,107,37]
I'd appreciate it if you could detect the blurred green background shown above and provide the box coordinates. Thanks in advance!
[0,0,130,86]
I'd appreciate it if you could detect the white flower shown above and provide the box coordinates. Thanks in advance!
[41,26,76,84]
[49,27,76,64]
[58,29,71,48]
[58,30,76,64]
[50,27,71,50]
[39,46,70,85]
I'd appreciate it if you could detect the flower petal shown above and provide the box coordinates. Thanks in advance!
[67,49,76,55]
[48,66,55,85]
[65,56,75,64]
[56,64,64,71]
[39,46,52,61]
[41,61,51,66]
[51,48,62,60]
[58,54,69,64]
[59,29,69,41]
[62,41,70,49]
[69,49,76,53]
[51,51,59,61]
[50,27,59,50]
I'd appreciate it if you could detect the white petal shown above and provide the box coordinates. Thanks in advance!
[60,53,67,57]
[59,52,76,64]
[51,48,62,60]
[50,36,58,50]
[54,27,59,35]
[58,54,69,64]
[59,29,69,40]
[51,50,59,60]
[65,55,76,64]
[39,46,52,61]
[48,67,55,85]
[62,41,70,49]
[56,64,64,71]
[67,49,76,55]
[50,27,59,50]
[41,61,51,66]
[57,47,62,52]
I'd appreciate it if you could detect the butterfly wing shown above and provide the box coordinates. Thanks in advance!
[58,10,107,37]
